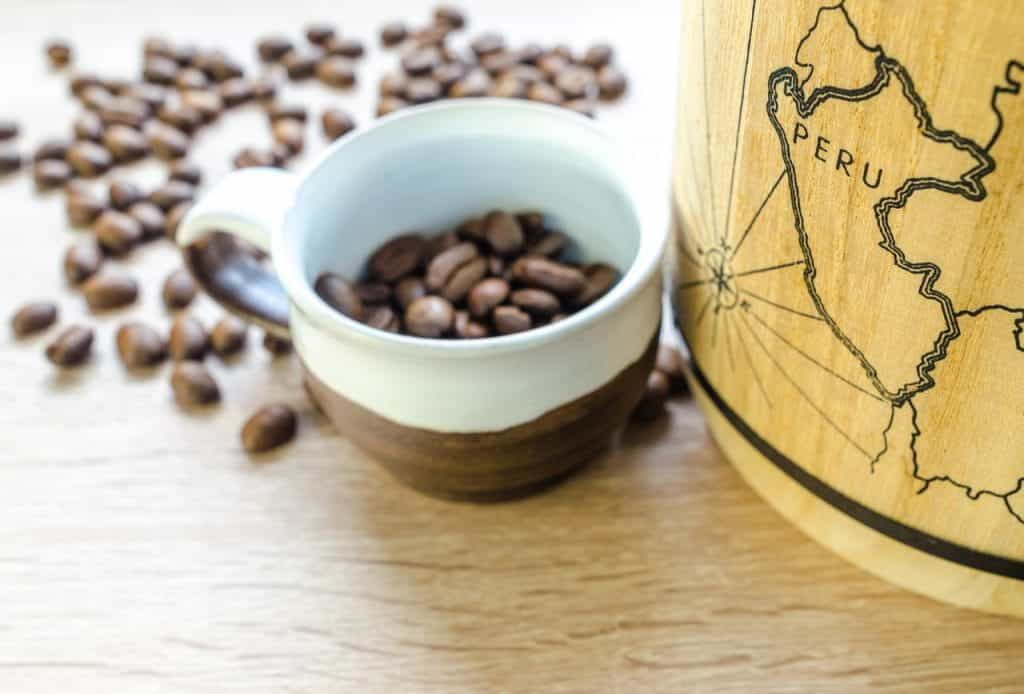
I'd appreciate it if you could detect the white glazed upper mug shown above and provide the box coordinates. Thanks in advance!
[177,99,665,500]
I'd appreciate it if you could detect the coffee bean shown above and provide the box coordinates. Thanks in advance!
[536,53,568,81]
[563,99,595,118]
[425,241,477,291]
[45,39,73,68]
[11,301,58,338]
[0,147,20,175]
[181,89,223,122]
[526,81,564,106]
[70,73,104,98]
[405,78,441,104]
[34,138,70,162]
[493,305,531,334]
[432,62,466,91]
[123,83,168,110]
[632,370,670,422]
[510,288,561,318]
[34,160,72,190]
[518,43,544,65]
[434,4,467,28]
[171,362,220,408]
[82,271,138,311]
[219,78,253,107]
[210,316,247,356]
[283,48,320,80]
[454,310,489,339]
[379,72,409,98]
[314,273,365,321]
[597,65,628,100]
[394,277,427,310]
[174,43,199,67]
[175,67,209,91]
[369,234,427,283]
[326,36,365,59]
[380,21,409,47]
[128,201,166,240]
[449,68,490,97]
[511,256,585,296]
[168,315,208,361]
[527,231,568,258]
[108,180,144,210]
[143,36,175,60]
[251,76,279,102]
[103,125,149,162]
[321,108,355,141]
[467,277,509,317]
[490,74,527,99]
[195,50,244,83]
[146,121,190,160]
[305,23,336,46]
[376,97,408,117]
[266,103,308,123]
[258,36,293,62]
[116,322,167,369]
[241,403,297,453]
[483,210,524,256]
[555,66,597,100]
[162,268,197,310]
[571,262,619,307]
[655,343,689,395]
[164,201,191,241]
[99,96,150,128]
[440,256,487,303]
[66,141,112,178]
[73,111,104,142]
[272,119,305,155]
[517,212,545,239]
[46,325,93,367]
[470,32,504,57]
[142,56,178,86]
[64,238,103,284]
[551,44,574,61]
[233,147,275,169]
[66,187,106,227]
[426,229,460,260]
[262,333,293,355]
[481,50,518,76]
[405,295,454,338]
[487,255,504,276]
[94,209,143,255]
[168,160,202,185]
[149,180,195,211]
[455,217,484,241]
[366,305,401,333]
[354,281,392,306]
[270,142,292,167]
[582,43,613,69]
[402,46,442,76]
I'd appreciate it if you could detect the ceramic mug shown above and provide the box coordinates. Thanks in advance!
[178,99,664,501]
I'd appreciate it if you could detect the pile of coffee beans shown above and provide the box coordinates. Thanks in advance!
[314,210,619,339]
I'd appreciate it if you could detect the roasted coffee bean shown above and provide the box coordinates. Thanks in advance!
[326,36,365,59]
[401,46,442,76]
[454,310,489,339]
[66,187,106,227]
[551,44,574,61]
[432,62,466,91]
[82,271,138,311]
[45,39,73,68]
[70,73,102,98]
[103,125,149,162]
[321,108,355,141]
[116,322,167,368]
[262,333,292,355]
[449,68,490,97]
[305,22,336,45]
[511,256,585,296]
[34,138,70,162]
[582,43,613,69]
[210,316,247,356]
[46,325,93,367]
[526,81,564,106]
[405,295,454,338]
[0,147,20,175]
[503,64,545,85]
[108,180,144,210]
[171,362,220,408]
[149,180,194,211]
[124,83,168,110]
[233,147,275,169]
[518,43,544,65]
[490,74,527,98]
[394,277,427,310]
[219,78,253,107]
[283,48,320,80]
[425,241,477,290]
[632,370,670,422]
[99,96,150,128]
[354,281,392,305]
[598,65,628,100]
[467,277,509,318]
[181,89,223,122]
[555,66,597,100]
[440,256,487,303]
[143,36,175,60]
[483,210,524,256]
[174,43,199,67]
[571,262,619,307]
[169,315,208,361]
[266,102,308,123]
[365,305,401,333]
[379,72,409,97]
[94,209,143,255]
[175,67,209,91]
[270,142,292,167]
[487,255,504,276]
[241,403,297,453]
[34,159,72,190]
[272,119,305,155]
[455,217,485,241]
[527,231,568,258]
[426,229,460,260]
[168,160,202,185]
[510,288,561,318]
[195,50,244,82]
[481,50,518,76]
[405,78,441,104]
[64,238,103,284]
[380,21,409,47]
[164,201,191,241]
[519,211,550,239]
[314,273,365,320]
[258,36,293,62]
[158,101,202,133]
[11,301,58,338]
[434,4,467,28]
[376,97,408,117]
[73,111,104,142]
[162,268,197,310]
[128,201,166,240]
[563,99,595,118]
[536,53,568,81]
[143,56,178,85]
[251,75,279,102]
[470,32,504,57]
[369,234,427,283]
[656,343,688,395]
[146,121,190,160]
[493,305,531,334]
[66,140,112,178]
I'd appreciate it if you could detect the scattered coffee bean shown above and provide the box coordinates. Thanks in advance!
[467,277,509,318]
[380,21,409,47]
[481,51,518,76]
[149,180,194,211]
[66,186,106,227]
[162,268,198,310]
[266,102,308,123]
[171,362,220,408]
[283,48,320,80]
[70,73,102,97]
[380,72,409,97]
[402,46,442,76]
[394,277,427,309]
[181,89,223,122]
[195,50,243,82]
[116,322,167,369]
[251,75,279,102]
[490,74,527,98]
[376,97,408,117]
[45,39,73,68]
[73,111,104,142]
[0,147,20,175]
[405,77,441,103]
[305,23,337,46]
[66,140,113,178]
[326,36,365,59]
[655,343,689,395]
[262,333,293,355]
[241,403,297,453]
[146,121,190,160]
[632,370,670,422]
[526,81,564,105]
[64,238,104,284]
[158,102,201,133]
[168,160,202,185]
[169,314,209,361]
[82,270,139,311]
[432,62,465,91]
[597,65,628,100]
[258,36,293,62]
[321,108,355,141]
[94,209,143,255]
[34,138,70,162]
[143,36,174,60]
[448,68,490,97]
[164,201,192,241]
[555,66,597,100]
[34,159,72,190]
[219,78,253,107]
[272,118,305,155]
[470,33,505,57]
[233,147,275,169]
[405,295,454,338]
[493,305,531,334]
[536,53,568,81]
[46,325,94,367]
[210,316,247,356]
[11,301,58,338]
[99,96,150,128]
[582,43,613,69]
[128,201,166,240]
[108,180,144,210]
[434,4,467,29]
[0,119,18,141]
[103,125,149,162]
[314,273,365,321]
[124,83,168,110]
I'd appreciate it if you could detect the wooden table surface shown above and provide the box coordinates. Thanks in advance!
[1,1,1020,692]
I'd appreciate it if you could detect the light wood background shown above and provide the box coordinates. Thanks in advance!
[0,1,1020,692]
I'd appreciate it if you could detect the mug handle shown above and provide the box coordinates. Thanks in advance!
[176,167,300,340]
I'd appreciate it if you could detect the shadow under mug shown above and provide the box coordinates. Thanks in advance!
[177,99,665,501]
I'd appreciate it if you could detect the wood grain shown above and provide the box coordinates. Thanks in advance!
[0,1,1020,692]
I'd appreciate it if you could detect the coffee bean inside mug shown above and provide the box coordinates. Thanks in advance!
[313,209,619,339]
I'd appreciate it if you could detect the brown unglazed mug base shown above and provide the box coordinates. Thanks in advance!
[302,333,658,502]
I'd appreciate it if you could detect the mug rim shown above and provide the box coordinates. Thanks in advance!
[276,98,666,356]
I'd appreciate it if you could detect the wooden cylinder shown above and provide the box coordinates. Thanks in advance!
[670,0,1024,616]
